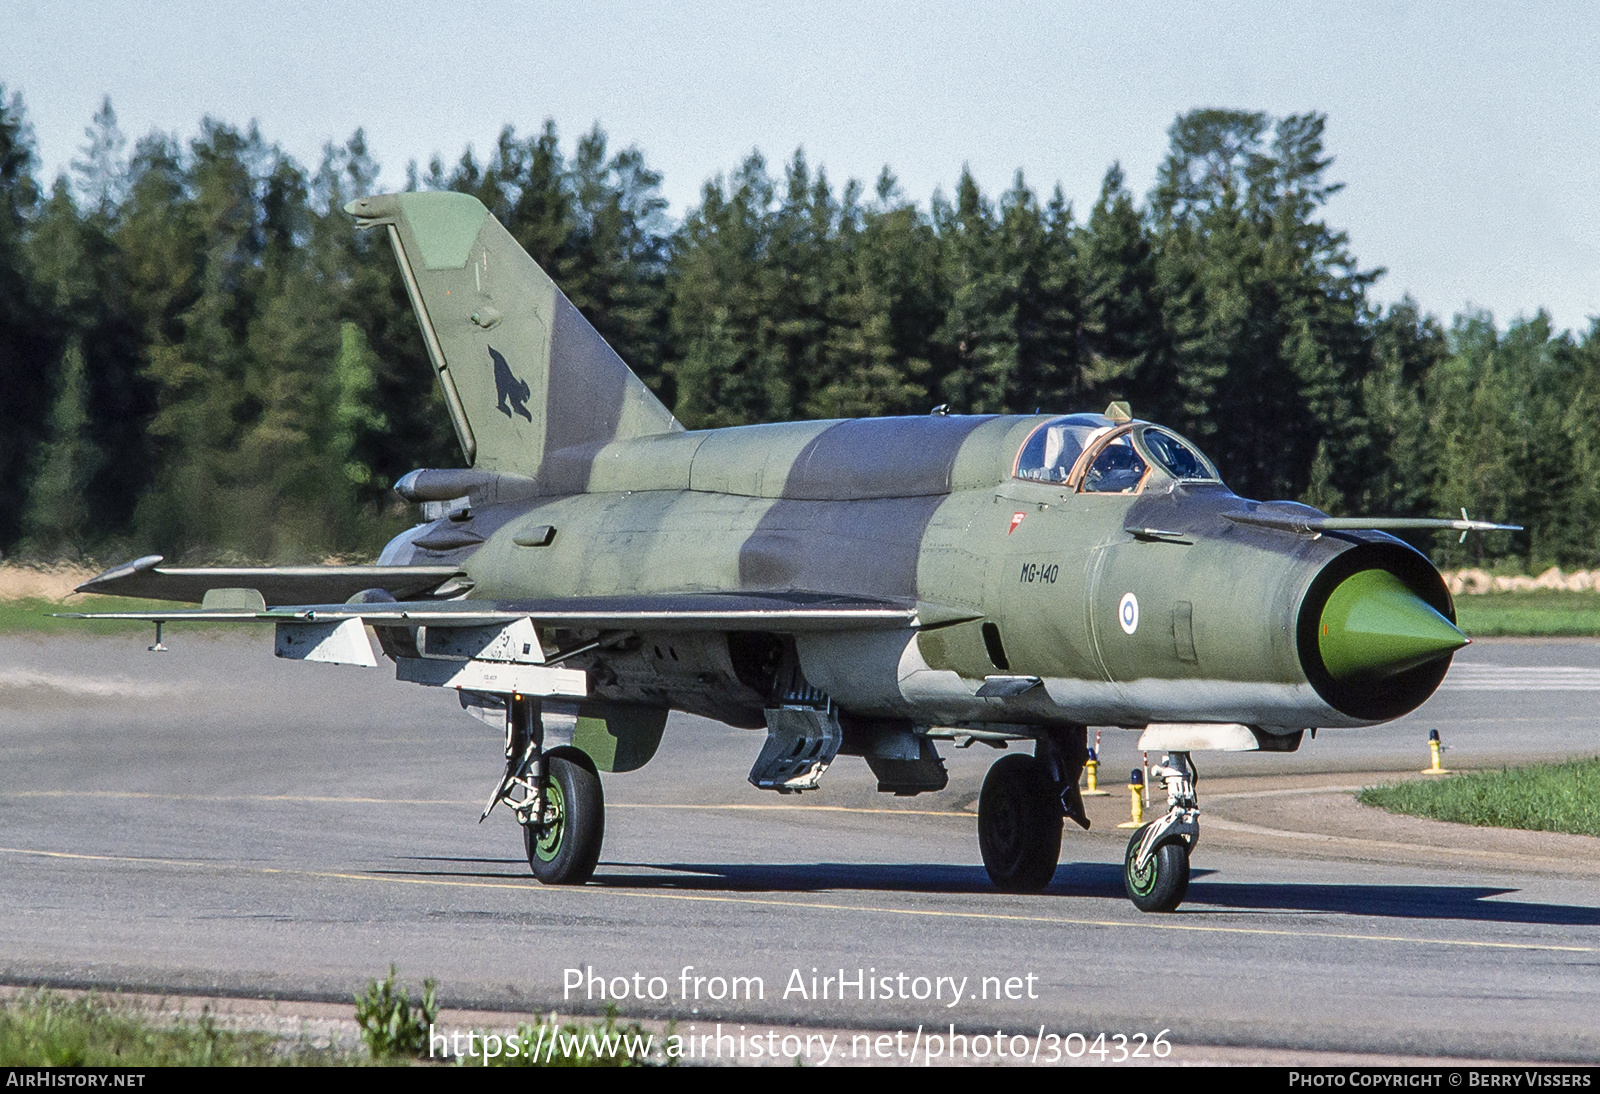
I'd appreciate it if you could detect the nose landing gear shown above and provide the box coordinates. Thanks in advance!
[1123,751,1198,913]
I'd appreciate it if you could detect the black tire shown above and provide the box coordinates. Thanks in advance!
[978,753,1063,892]
[1123,825,1190,913]
[523,750,604,885]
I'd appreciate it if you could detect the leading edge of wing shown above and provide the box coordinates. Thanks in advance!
[58,591,966,632]
[74,554,464,604]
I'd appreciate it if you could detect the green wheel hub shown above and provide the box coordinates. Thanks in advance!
[522,752,604,886]
[1126,847,1159,896]
[1122,825,1190,912]
[531,779,567,862]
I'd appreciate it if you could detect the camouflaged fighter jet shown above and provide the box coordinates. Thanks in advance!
[68,191,1518,913]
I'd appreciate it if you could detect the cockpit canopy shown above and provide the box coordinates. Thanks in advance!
[1014,414,1221,493]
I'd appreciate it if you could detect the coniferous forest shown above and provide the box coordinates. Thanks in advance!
[1,89,1594,569]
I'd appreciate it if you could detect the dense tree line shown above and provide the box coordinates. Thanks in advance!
[0,88,1594,569]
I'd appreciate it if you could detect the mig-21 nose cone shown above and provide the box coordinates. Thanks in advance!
[1317,569,1469,681]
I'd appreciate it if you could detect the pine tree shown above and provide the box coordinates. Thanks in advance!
[319,130,455,491]
[1425,311,1521,567]
[0,86,52,552]
[563,125,671,396]
[1013,186,1082,414]
[65,98,155,539]
[933,168,1013,413]
[72,96,127,216]
[1347,298,1440,526]
[808,177,925,418]
[1146,109,1377,501]
[667,154,792,426]
[19,336,100,557]
[844,168,944,413]
[1078,164,1160,415]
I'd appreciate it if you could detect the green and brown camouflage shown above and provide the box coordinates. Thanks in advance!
[345,192,681,477]
[77,191,1479,765]
[72,193,1524,908]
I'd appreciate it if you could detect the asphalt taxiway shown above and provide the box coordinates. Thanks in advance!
[1,631,1597,1061]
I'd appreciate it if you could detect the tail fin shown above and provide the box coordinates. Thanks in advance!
[346,193,680,476]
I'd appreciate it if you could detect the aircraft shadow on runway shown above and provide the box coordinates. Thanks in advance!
[385,857,1012,893]
[390,857,1216,897]
[387,857,1600,926]
[1182,880,1600,926]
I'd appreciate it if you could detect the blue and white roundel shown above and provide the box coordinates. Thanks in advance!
[1118,592,1139,635]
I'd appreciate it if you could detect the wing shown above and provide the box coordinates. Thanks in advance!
[74,554,465,604]
[58,589,958,632]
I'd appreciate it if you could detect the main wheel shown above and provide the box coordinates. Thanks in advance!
[523,750,604,885]
[978,753,1063,892]
[1123,825,1189,912]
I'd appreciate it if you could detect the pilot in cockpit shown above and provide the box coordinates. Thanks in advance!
[1014,415,1108,484]
[1015,414,1217,495]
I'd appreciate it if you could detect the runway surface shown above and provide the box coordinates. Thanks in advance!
[1,631,1598,1062]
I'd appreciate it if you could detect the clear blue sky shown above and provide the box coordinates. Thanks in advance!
[3,0,1595,335]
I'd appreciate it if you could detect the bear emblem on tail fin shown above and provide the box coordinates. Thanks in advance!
[490,346,532,421]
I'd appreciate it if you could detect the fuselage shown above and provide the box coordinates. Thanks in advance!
[380,412,1459,737]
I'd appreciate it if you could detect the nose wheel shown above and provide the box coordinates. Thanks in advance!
[1122,751,1199,912]
[1123,825,1189,912]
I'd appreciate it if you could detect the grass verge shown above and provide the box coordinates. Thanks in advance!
[0,596,208,635]
[1358,758,1600,837]
[0,987,663,1067]
[351,967,659,1066]
[1453,591,1600,636]
[0,990,353,1066]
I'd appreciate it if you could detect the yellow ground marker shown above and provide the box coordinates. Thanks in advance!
[1116,768,1146,828]
[1082,731,1110,796]
[1421,728,1453,775]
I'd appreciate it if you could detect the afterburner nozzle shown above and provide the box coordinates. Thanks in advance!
[1317,569,1468,681]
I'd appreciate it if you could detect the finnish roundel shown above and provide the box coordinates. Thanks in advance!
[1118,592,1139,635]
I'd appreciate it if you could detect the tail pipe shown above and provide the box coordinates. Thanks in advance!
[1296,543,1468,722]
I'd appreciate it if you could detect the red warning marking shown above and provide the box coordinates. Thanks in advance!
[1009,512,1026,534]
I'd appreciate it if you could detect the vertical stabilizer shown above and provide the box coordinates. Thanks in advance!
[347,192,681,476]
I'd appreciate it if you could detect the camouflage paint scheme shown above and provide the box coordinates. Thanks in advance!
[80,192,1464,782]
[354,192,1457,756]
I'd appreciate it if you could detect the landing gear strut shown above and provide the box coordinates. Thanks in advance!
[483,694,605,885]
[1123,751,1198,913]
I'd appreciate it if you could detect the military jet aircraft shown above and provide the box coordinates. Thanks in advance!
[68,192,1516,913]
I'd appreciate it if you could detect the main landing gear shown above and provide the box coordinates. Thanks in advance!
[978,754,1063,891]
[523,753,604,884]
[484,695,605,885]
[1123,752,1198,913]
[977,727,1088,893]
